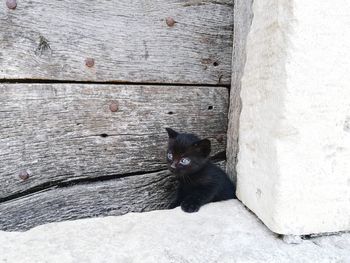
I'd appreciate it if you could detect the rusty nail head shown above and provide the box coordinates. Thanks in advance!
[109,101,119,112]
[166,17,176,27]
[6,0,17,9]
[85,58,95,67]
[19,170,29,181]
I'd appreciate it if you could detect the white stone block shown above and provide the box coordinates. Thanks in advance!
[237,0,350,235]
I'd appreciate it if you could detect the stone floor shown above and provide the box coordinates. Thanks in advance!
[0,200,349,263]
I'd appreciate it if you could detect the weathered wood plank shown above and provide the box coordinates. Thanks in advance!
[226,0,253,180]
[0,170,177,231]
[0,161,226,231]
[0,0,233,84]
[0,84,228,199]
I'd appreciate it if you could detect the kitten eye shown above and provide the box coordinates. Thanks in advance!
[179,157,191,166]
[167,153,173,160]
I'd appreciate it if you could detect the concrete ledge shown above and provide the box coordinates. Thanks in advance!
[1,200,349,262]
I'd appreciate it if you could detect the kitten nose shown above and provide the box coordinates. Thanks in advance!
[171,162,176,169]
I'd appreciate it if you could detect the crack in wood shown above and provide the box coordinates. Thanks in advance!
[0,78,231,88]
[0,154,225,205]
[183,0,233,7]
[0,161,226,231]
[70,133,158,139]
[0,169,166,204]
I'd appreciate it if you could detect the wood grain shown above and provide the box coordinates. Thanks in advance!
[0,84,228,200]
[226,0,253,180]
[0,0,233,84]
[0,170,177,231]
[0,160,226,232]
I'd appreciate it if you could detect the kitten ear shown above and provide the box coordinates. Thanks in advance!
[165,128,178,139]
[192,139,211,157]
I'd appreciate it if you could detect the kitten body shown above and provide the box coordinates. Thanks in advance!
[166,128,236,213]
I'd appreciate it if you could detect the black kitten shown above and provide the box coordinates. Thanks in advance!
[166,128,236,213]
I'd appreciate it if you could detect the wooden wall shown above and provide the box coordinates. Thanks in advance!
[0,0,233,231]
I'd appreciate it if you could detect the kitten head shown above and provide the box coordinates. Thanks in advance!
[165,128,211,176]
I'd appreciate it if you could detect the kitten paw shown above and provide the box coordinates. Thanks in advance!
[169,201,180,209]
[181,200,201,213]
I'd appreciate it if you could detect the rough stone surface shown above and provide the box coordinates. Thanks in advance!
[0,200,349,262]
[226,0,253,181]
[237,0,350,234]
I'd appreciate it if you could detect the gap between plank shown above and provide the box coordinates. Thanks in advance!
[0,168,167,204]
[0,153,226,204]
[0,78,231,89]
